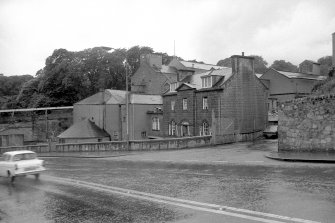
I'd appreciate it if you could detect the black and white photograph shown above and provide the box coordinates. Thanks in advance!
[0,0,335,222]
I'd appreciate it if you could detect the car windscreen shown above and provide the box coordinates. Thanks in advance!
[1,154,11,161]
[13,153,37,161]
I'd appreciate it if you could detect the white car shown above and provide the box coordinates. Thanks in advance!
[0,150,46,182]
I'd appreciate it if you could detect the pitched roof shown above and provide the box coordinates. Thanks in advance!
[272,69,326,81]
[75,90,126,105]
[159,65,178,74]
[75,90,162,105]
[180,61,224,70]
[57,119,110,139]
[175,83,197,91]
[300,59,320,65]
[130,94,162,104]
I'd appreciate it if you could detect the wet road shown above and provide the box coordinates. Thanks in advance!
[1,150,335,222]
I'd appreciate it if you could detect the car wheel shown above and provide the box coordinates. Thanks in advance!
[34,173,40,180]
[7,171,15,183]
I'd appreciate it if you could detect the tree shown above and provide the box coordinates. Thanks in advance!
[270,60,299,72]
[216,55,268,74]
[249,55,268,74]
[217,58,231,67]
[0,74,33,96]
[317,56,333,76]
[15,45,156,108]
[126,46,153,75]
[16,77,41,108]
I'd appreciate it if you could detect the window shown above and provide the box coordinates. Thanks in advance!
[182,98,187,110]
[152,117,160,131]
[170,82,178,92]
[181,123,190,137]
[171,100,175,111]
[203,97,208,110]
[169,121,176,136]
[202,76,212,88]
[202,122,210,136]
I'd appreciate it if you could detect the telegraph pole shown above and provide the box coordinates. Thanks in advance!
[125,61,129,150]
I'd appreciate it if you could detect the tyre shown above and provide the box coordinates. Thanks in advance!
[34,173,40,180]
[7,171,15,183]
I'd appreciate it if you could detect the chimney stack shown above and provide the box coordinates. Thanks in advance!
[140,54,162,69]
[332,32,335,67]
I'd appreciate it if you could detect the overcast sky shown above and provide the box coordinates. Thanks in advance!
[0,0,334,76]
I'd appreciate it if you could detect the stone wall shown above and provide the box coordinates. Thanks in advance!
[0,136,212,153]
[278,94,335,152]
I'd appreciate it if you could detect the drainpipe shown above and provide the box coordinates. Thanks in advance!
[193,91,197,136]
[119,104,122,141]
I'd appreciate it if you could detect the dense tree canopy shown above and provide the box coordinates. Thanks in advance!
[0,74,33,96]
[216,55,268,74]
[216,58,231,67]
[270,60,299,72]
[13,46,157,108]
[317,56,333,76]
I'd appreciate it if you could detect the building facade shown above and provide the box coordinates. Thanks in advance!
[162,55,268,143]
[260,68,326,112]
[65,90,163,141]
[131,54,224,95]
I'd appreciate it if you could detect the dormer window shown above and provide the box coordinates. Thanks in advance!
[170,82,178,92]
[202,76,212,88]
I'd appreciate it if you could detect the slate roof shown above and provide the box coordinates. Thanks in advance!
[57,119,110,139]
[159,65,178,74]
[301,60,320,65]
[272,69,327,81]
[180,61,224,70]
[130,94,162,104]
[75,90,162,105]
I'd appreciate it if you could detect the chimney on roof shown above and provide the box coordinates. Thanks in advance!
[242,52,245,56]
[231,54,254,78]
[333,32,335,67]
[140,54,162,69]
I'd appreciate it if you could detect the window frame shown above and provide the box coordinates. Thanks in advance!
[182,98,188,110]
[171,100,175,111]
[202,76,212,88]
[152,117,160,131]
[203,96,208,110]
[170,82,178,92]
[169,121,176,136]
[202,121,210,136]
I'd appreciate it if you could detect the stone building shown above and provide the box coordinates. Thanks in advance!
[162,55,268,143]
[59,89,163,142]
[260,67,326,112]
[131,54,224,95]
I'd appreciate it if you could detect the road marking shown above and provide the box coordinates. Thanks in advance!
[245,161,264,163]
[43,175,320,223]
[185,159,200,162]
[212,160,228,163]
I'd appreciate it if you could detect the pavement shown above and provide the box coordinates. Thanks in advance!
[37,139,335,164]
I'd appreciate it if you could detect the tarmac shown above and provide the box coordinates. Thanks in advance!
[37,139,335,164]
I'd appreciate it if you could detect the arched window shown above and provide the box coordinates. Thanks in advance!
[202,121,210,136]
[169,120,176,136]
